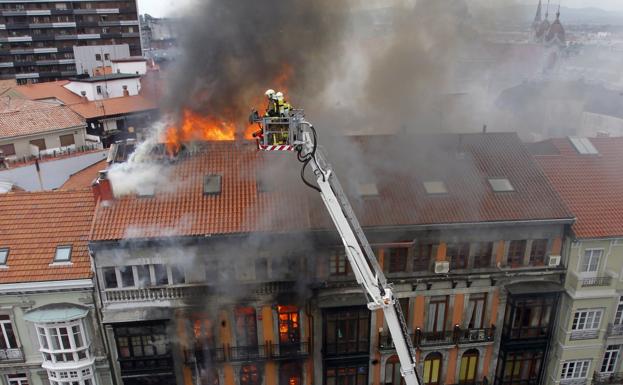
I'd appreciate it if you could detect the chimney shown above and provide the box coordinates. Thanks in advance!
[80,91,88,101]
[92,170,114,203]
[122,85,129,97]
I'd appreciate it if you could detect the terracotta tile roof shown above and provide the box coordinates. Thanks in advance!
[68,95,158,119]
[0,189,94,284]
[61,159,108,191]
[91,133,572,241]
[13,80,85,105]
[533,137,623,239]
[0,97,85,138]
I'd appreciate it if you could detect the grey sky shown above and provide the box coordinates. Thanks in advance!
[137,0,623,18]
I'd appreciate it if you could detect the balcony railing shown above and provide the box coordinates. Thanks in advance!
[607,324,623,338]
[379,326,495,350]
[560,379,588,385]
[502,326,549,340]
[581,276,612,288]
[594,372,623,385]
[570,329,599,340]
[0,348,24,361]
[186,341,310,364]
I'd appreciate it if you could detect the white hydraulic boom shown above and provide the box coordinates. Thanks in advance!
[250,108,420,385]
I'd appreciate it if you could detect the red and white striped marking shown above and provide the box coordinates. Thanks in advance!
[259,144,295,151]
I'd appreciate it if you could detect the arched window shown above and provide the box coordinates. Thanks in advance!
[423,352,443,385]
[279,362,302,385]
[385,355,405,385]
[459,349,479,384]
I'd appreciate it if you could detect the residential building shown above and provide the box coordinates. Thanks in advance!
[73,44,131,77]
[534,137,623,385]
[88,133,573,385]
[0,96,89,161]
[0,0,141,84]
[139,14,177,64]
[0,189,113,385]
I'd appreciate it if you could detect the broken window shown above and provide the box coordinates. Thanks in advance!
[136,265,151,287]
[119,266,134,288]
[278,305,300,349]
[103,268,117,289]
[234,307,257,347]
[240,364,262,385]
[171,265,185,285]
[153,264,168,285]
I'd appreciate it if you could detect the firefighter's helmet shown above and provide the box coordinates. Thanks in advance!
[275,91,284,101]
[265,89,276,98]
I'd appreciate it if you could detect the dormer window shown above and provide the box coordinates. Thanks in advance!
[54,245,72,263]
[0,248,8,265]
[423,181,448,195]
[488,178,514,192]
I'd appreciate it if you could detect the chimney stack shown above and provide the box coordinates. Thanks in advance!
[92,170,114,203]
[80,91,88,101]
[122,85,129,97]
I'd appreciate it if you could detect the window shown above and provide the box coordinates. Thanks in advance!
[473,242,492,268]
[501,351,543,383]
[572,309,602,331]
[384,356,404,385]
[104,53,110,61]
[96,85,102,95]
[0,315,17,350]
[530,239,548,266]
[324,307,370,356]
[36,321,90,365]
[601,345,620,374]
[154,264,168,285]
[413,243,435,271]
[119,266,134,288]
[277,305,300,348]
[171,265,185,284]
[103,268,117,289]
[459,349,479,384]
[580,249,603,273]
[234,307,257,347]
[427,296,447,334]
[136,265,151,287]
[0,144,15,156]
[386,247,408,273]
[561,360,590,380]
[204,174,222,195]
[507,297,554,339]
[569,137,598,155]
[30,138,46,151]
[54,245,72,262]
[423,352,443,385]
[240,364,262,385]
[507,240,526,266]
[59,134,75,147]
[423,181,447,195]
[615,297,623,326]
[330,250,348,276]
[357,182,378,197]
[447,242,469,269]
[95,54,101,61]
[488,178,514,192]
[113,322,172,374]
[0,248,8,265]
[280,362,302,385]
[325,363,368,385]
[6,374,29,385]
[467,294,487,329]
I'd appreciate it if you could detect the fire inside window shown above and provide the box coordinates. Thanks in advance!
[277,306,300,347]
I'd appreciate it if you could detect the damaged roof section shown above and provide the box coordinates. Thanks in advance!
[91,133,573,242]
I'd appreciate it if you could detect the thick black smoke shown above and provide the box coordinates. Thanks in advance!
[166,0,349,128]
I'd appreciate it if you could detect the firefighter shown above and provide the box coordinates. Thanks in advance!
[264,89,279,117]
[275,91,291,116]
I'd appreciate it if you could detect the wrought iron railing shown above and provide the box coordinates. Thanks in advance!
[581,276,612,288]
[379,326,495,350]
[0,348,24,361]
[594,372,623,385]
[570,329,599,340]
[186,341,310,363]
[502,326,549,340]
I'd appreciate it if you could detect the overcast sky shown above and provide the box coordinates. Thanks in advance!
[137,0,623,18]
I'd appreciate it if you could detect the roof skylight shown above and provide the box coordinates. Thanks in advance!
[357,182,379,197]
[0,248,8,265]
[54,245,72,263]
[488,178,514,192]
[569,137,598,155]
[204,174,222,195]
[423,181,448,195]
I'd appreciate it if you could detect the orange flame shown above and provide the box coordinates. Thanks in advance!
[163,64,294,155]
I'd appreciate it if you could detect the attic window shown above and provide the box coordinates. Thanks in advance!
[54,245,72,263]
[357,182,379,197]
[423,181,448,195]
[569,137,598,155]
[0,248,8,265]
[488,178,514,192]
[204,174,222,195]
[136,184,155,197]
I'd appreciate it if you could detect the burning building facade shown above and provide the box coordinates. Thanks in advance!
[87,131,573,385]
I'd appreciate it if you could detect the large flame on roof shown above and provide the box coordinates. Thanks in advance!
[163,65,294,155]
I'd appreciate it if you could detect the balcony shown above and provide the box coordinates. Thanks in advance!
[186,341,310,364]
[594,372,623,385]
[0,348,24,362]
[560,380,587,385]
[570,329,599,340]
[581,276,612,288]
[378,326,495,350]
[607,324,623,338]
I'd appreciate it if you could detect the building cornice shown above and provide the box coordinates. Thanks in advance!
[0,279,93,294]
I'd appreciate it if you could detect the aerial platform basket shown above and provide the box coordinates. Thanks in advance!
[249,109,305,152]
